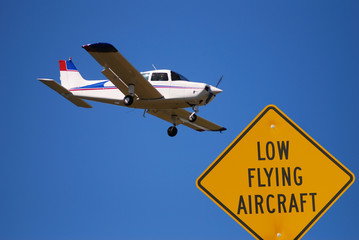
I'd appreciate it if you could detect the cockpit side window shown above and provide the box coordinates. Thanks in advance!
[171,71,189,81]
[141,73,150,80]
[151,72,168,81]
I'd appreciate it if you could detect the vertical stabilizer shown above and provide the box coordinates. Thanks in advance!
[59,59,88,89]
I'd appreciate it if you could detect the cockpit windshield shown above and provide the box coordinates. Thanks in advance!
[171,71,189,81]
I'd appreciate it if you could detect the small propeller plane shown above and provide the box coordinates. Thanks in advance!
[38,43,226,137]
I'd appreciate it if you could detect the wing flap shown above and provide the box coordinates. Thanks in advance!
[83,43,163,100]
[148,108,226,132]
[38,78,92,108]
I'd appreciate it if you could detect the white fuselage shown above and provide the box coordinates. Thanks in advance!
[69,69,222,109]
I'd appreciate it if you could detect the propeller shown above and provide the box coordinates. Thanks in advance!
[204,75,224,105]
[216,75,224,88]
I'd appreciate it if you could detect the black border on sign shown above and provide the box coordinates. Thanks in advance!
[197,106,354,240]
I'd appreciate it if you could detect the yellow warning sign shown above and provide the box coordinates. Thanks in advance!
[197,105,355,240]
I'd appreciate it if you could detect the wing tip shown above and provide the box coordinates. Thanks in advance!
[196,127,227,132]
[82,42,117,53]
[220,127,227,132]
[213,127,227,133]
[215,127,227,133]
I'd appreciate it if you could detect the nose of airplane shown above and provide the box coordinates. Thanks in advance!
[211,86,223,94]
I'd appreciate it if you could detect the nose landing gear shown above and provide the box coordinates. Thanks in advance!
[188,105,199,122]
[188,112,197,122]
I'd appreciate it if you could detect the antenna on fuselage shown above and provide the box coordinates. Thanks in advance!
[152,64,157,70]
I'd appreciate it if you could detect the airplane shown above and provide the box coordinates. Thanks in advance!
[38,42,226,137]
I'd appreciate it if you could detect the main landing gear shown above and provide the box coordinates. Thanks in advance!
[124,95,133,106]
[167,115,178,137]
[124,84,135,106]
[167,126,178,137]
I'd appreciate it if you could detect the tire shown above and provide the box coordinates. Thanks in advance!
[188,113,197,122]
[167,126,178,137]
[124,95,133,106]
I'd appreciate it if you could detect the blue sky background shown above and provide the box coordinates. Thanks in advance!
[1,0,358,239]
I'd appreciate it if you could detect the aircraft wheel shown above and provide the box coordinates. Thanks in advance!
[167,126,178,137]
[124,95,133,106]
[188,113,197,122]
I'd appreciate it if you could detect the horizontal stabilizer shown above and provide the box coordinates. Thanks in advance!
[38,78,92,108]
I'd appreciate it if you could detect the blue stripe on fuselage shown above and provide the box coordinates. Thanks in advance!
[72,81,108,90]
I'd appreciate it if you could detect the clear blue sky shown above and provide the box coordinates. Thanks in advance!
[1,0,358,239]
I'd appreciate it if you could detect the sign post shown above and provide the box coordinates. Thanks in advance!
[197,105,354,240]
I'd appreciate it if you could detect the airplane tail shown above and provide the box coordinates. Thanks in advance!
[59,59,88,89]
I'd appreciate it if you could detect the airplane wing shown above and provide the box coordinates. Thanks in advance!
[147,108,226,132]
[82,43,163,100]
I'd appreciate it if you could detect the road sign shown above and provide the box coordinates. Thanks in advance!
[197,105,355,240]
